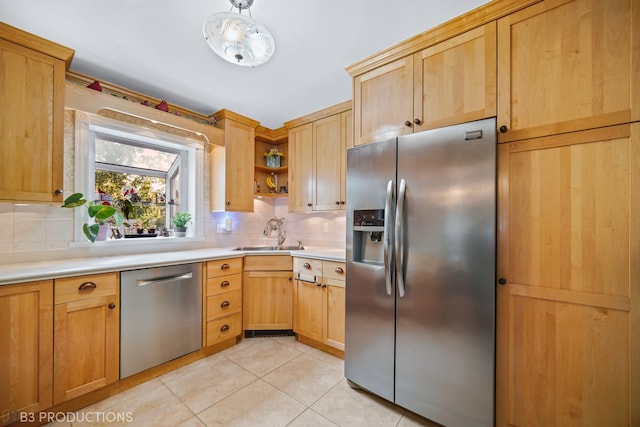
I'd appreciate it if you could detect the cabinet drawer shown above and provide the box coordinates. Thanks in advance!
[206,273,242,296]
[55,273,118,304]
[206,313,242,347]
[293,257,322,277]
[244,255,292,271]
[323,261,346,282]
[207,258,243,278]
[207,290,242,320]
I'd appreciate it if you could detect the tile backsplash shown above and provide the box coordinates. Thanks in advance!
[0,198,345,265]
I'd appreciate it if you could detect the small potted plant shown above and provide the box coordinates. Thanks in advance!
[171,212,192,237]
[61,193,131,242]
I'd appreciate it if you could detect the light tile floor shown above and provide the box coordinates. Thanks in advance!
[46,336,439,427]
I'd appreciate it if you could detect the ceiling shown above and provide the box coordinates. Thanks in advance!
[1,0,489,129]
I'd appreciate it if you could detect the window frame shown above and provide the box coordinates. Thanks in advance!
[72,116,203,246]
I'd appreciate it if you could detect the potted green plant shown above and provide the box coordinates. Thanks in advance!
[61,193,131,242]
[171,212,192,237]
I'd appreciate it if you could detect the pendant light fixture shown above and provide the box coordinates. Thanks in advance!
[202,0,275,67]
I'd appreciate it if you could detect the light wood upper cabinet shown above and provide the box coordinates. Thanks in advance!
[288,123,314,212]
[497,0,638,142]
[0,23,74,203]
[287,101,352,212]
[314,110,352,210]
[353,56,415,145]
[352,22,496,146]
[210,110,257,212]
[496,123,640,426]
[0,280,53,421]
[53,273,119,405]
[416,22,496,131]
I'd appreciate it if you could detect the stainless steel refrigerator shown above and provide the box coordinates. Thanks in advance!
[345,118,496,427]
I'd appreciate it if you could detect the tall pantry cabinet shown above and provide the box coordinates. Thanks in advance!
[495,0,639,425]
[347,0,639,425]
[0,23,74,203]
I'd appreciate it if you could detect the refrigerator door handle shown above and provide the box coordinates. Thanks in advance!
[384,179,394,296]
[395,178,406,297]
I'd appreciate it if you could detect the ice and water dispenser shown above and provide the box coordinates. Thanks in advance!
[352,209,385,265]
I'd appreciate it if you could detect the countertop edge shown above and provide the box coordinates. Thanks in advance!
[0,247,346,286]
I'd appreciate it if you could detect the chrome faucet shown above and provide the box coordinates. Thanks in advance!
[263,217,287,248]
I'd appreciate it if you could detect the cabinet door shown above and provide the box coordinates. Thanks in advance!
[496,124,639,426]
[0,39,65,203]
[224,120,255,211]
[323,280,345,350]
[314,114,343,210]
[243,271,293,330]
[53,294,119,404]
[353,56,415,146]
[288,123,314,212]
[211,119,255,212]
[0,281,53,417]
[497,0,638,143]
[294,278,323,342]
[415,22,496,130]
[341,109,353,206]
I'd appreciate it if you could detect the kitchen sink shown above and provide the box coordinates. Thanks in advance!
[233,245,304,251]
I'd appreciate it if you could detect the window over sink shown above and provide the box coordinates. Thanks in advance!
[72,116,203,244]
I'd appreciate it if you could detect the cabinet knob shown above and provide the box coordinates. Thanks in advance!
[220,324,230,332]
[303,262,311,269]
[78,281,97,291]
[335,201,340,205]
[307,203,312,207]
[340,201,345,205]
[322,284,327,288]
[413,118,422,125]
[225,201,231,206]
[220,280,230,287]
[404,120,412,127]
[498,278,507,285]
[499,125,508,133]
[108,303,116,309]
[335,267,344,274]
[220,300,230,308]
[316,282,322,287]
[221,263,230,270]
[54,189,63,195]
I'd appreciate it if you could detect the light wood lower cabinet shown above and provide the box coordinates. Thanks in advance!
[293,258,345,351]
[496,124,639,426]
[0,280,53,422]
[53,273,119,405]
[242,255,293,330]
[204,258,243,347]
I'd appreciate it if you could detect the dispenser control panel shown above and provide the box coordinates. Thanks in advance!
[353,209,384,228]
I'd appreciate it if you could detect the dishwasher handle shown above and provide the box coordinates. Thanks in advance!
[136,272,193,287]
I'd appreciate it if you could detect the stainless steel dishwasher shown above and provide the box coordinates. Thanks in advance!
[120,263,202,378]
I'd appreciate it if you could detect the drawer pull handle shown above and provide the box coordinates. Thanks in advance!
[335,267,344,274]
[220,301,230,308]
[220,280,230,287]
[108,303,116,309]
[78,281,97,291]
[303,262,311,269]
[220,324,230,332]
[221,263,230,270]
[316,282,322,287]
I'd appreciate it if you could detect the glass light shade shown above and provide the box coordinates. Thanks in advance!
[203,12,275,67]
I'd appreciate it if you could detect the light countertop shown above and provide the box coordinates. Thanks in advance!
[0,247,346,286]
